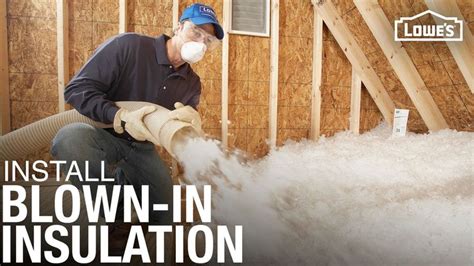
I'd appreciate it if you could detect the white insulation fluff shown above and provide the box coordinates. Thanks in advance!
[175,124,473,265]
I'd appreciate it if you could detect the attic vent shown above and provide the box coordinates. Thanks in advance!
[230,0,270,37]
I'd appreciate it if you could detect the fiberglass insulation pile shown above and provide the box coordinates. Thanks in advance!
[175,124,473,265]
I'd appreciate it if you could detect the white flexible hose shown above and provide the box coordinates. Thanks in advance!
[0,101,200,161]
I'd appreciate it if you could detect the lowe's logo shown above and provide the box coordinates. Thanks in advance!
[394,10,463,41]
[199,6,216,18]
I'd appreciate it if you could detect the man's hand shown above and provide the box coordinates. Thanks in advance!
[113,106,160,145]
[169,102,202,129]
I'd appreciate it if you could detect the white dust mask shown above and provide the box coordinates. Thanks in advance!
[180,41,207,64]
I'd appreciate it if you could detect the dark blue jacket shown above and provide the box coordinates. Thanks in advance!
[65,33,201,125]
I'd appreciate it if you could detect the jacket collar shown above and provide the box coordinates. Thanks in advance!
[155,34,190,79]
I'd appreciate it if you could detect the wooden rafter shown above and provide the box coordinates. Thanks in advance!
[425,0,474,93]
[354,0,448,131]
[313,0,395,124]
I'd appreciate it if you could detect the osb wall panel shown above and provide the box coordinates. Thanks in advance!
[226,33,270,157]
[68,0,119,77]
[128,0,173,36]
[277,0,313,145]
[319,25,351,137]
[360,84,384,133]
[378,0,473,131]
[456,0,473,33]
[7,0,58,164]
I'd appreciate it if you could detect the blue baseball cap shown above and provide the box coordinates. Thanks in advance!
[180,3,224,40]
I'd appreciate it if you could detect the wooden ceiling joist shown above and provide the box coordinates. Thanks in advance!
[312,0,395,124]
[354,0,448,131]
[425,0,474,94]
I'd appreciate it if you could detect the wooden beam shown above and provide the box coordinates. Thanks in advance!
[172,0,179,30]
[310,9,323,140]
[269,0,279,147]
[221,0,230,148]
[171,0,180,182]
[350,68,361,134]
[56,0,68,113]
[313,0,395,125]
[425,0,474,93]
[119,0,128,33]
[354,0,448,131]
[0,0,10,134]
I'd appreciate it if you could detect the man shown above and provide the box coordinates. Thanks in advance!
[51,3,224,254]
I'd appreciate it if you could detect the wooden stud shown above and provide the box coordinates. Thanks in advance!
[56,0,68,113]
[425,0,474,93]
[269,0,279,147]
[119,0,128,33]
[0,0,9,135]
[310,9,323,140]
[355,0,448,131]
[171,0,180,179]
[350,68,361,134]
[173,0,179,30]
[314,0,395,125]
[221,0,230,148]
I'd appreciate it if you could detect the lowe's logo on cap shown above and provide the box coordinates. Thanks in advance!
[180,3,224,40]
[199,6,216,18]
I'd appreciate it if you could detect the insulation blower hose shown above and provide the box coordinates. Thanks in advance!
[0,101,200,161]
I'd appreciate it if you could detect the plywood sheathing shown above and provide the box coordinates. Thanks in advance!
[379,0,473,131]
[456,0,474,33]
[68,0,119,77]
[320,25,352,137]
[128,0,173,36]
[329,0,426,133]
[7,0,58,164]
[277,0,313,145]
[227,33,270,157]
[360,84,384,133]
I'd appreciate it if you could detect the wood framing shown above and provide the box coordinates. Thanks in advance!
[425,0,474,93]
[119,0,128,33]
[56,0,68,113]
[350,68,361,134]
[221,0,230,148]
[172,0,179,30]
[313,0,395,125]
[269,0,279,147]
[310,9,323,140]
[354,0,448,131]
[0,0,10,134]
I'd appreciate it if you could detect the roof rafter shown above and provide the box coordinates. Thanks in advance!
[425,0,474,93]
[354,0,448,131]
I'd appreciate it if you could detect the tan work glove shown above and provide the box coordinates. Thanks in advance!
[168,102,202,129]
[113,106,160,145]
